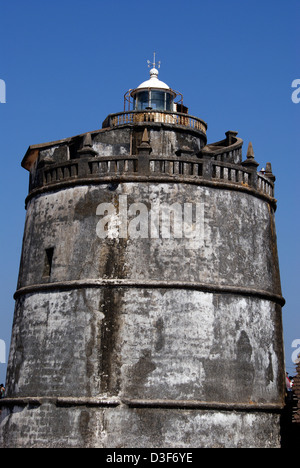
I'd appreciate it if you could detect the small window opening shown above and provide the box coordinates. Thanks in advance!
[43,247,54,277]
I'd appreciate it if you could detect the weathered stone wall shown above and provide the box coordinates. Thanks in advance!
[0,404,281,448]
[1,180,285,447]
[17,183,281,292]
[6,287,283,404]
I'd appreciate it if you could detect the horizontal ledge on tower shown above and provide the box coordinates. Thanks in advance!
[25,172,277,210]
[0,396,120,408]
[122,398,284,413]
[14,279,286,306]
[0,396,284,413]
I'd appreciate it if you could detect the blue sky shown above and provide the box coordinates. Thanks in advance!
[0,0,299,384]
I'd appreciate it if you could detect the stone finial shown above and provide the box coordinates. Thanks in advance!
[82,133,93,148]
[242,142,259,169]
[137,128,152,155]
[141,128,150,145]
[137,128,151,175]
[78,133,98,157]
[264,162,276,183]
[247,142,255,159]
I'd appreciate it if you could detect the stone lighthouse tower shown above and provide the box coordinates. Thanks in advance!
[0,57,285,448]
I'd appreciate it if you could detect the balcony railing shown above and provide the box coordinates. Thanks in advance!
[28,152,275,206]
[102,110,207,135]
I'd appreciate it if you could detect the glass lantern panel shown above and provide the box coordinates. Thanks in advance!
[135,91,149,110]
[165,93,172,111]
[150,90,165,111]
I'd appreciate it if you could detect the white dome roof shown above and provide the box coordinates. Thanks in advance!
[136,67,170,90]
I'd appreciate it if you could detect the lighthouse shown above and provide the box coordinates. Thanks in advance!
[0,57,285,448]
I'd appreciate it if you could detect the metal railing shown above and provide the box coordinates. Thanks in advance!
[102,110,207,135]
